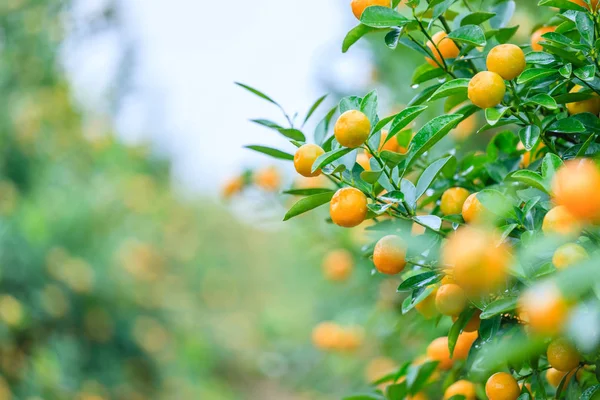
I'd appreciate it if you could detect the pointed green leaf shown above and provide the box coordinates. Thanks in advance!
[312,148,354,173]
[518,125,541,150]
[415,155,455,199]
[245,145,294,160]
[360,6,409,28]
[283,192,335,221]
[480,297,518,319]
[447,24,486,47]
[517,68,557,84]
[428,78,470,102]
[405,114,463,169]
[343,24,378,53]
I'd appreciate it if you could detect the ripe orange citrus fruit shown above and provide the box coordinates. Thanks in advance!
[531,26,556,52]
[453,331,478,360]
[442,226,512,295]
[485,372,520,400]
[371,130,408,155]
[542,206,582,236]
[426,31,460,67]
[468,71,506,109]
[552,158,600,221]
[254,166,281,191]
[435,283,467,316]
[351,0,391,20]
[547,338,581,372]
[518,141,545,168]
[426,336,453,370]
[444,380,476,400]
[334,110,371,148]
[356,152,372,171]
[373,235,407,275]
[322,249,354,281]
[519,283,569,335]
[566,85,600,115]
[486,44,526,81]
[312,321,342,350]
[462,192,487,223]
[330,187,368,228]
[441,187,470,216]
[415,286,439,319]
[552,243,588,269]
[221,176,244,198]
[452,309,481,332]
[546,368,575,388]
[294,144,325,177]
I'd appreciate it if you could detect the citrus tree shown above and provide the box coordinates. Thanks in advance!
[239,0,600,398]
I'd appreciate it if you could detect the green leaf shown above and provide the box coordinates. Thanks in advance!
[303,94,328,126]
[480,297,518,319]
[408,361,439,394]
[559,63,573,78]
[361,90,379,126]
[397,271,441,292]
[581,385,600,400]
[412,63,447,85]
[574,65,596,82]
[251,119,284,130]
[576,12,594,46]
[388,106,428,136]
[428,78,470,102]
[402,285,436,314]
[548,118,586,133]
[373,114,398,133]
[312,148,354,173]
[415,155,455,199]
[447,25,486,47]
[343,24,378,53]
[360,6,409,28]
[485,107,509,126]
[553,91,595,104]
[507,170,548,193]
[386,382,409,400]
[340,96,362,113]
[494,25,520,44]
[524,93,558,110]
[245,145,294,160]
[538,0,587,11]
[361,170,383,184]
[460,11,496,26]
[314,106,337,145]
[282,188,334,196]
[525,51,556,65]
[516,68,558,84]
[518,125,541,150]
[405,114,463,169]
[414,215,442,231]
[541,152,564,183]
[278,128,306,141]
[235,82,279,105]
[283,192,335,221]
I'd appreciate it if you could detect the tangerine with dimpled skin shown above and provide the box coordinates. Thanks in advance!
[373,235,407,275]
[486,44,526,81]
[552,243,588,269]
[566,85,600,115]
[442,226,512,295]
[435,284,467,316]
[519,283,569,335]
[468,71,506,109]
[485,372,520,400]
[294,144,325,177]
[330,187,368,228]
[552,158,600,221]
[426,336,453,370]
[441,187,470,216]
[334,110,371,148]
[542,206,582,236]
[462,192,486,223]
[351,0,391,20]
[531,26,556,52]
[444,380,476,400]
[547,338,581,372]
[426,31,460,68]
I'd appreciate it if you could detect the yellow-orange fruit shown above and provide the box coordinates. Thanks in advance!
[322,249,354,281]
[221,176,244,198]
[415,286,439,319]
[462,192,487,223]
[371,130,408,155]
[426,337,453,370]
[552,243,588,269]
[351,0,391,20]
[330,187,368,228]
[441,187,471,216]
[451,113,477,141]
[518,141,546,168]
[546,368,575,388]
[486,44,526,81]
[254,166,281,191]
[441,226,512,295]
[570,0,599,10]
[454,331,478,360]
[408,393,428,400]
[468,71,506,109]
[519,283,569,335]
[337,326,364,351]
[444,380,476,400]
[334,110,371,148]
[566,85,600,115]
[364,356,398,383]
[356,152,371,171]
[485,372,520,400]
[294,144,325,177]
[552,158,600,221]
[531,26,556,52]
[373,235,407,275]
[435,284,467,316]
[547,338,581,372]
[312,322,342,350]
[426,31,460,67]
[542,206,582,236]
[452,309,481,332]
